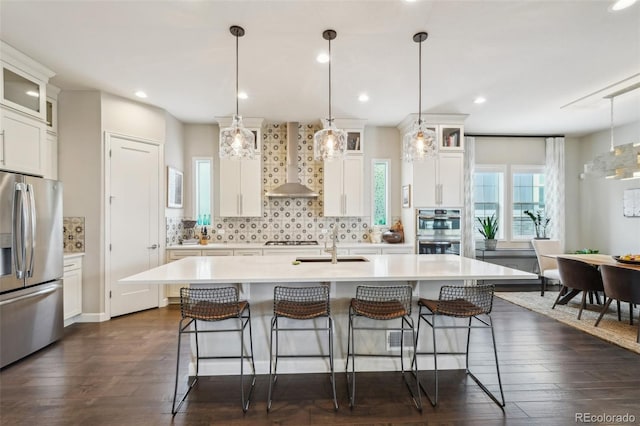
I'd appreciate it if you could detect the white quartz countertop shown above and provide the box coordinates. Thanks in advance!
[120,254,537,284]
[64,253,85,259]
[166,242,414,250]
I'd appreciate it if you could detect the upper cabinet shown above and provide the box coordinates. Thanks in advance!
[1,42,54,122]
[398,114,467,208]
[46,84,60,135]
[323,156,364,216]
[1,42,55,176]
[216,117,264,217]
[333,118,366,155]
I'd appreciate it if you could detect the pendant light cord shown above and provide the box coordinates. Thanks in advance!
[328,37,332,121]
[235,33,239,116]
[418,38,422,124]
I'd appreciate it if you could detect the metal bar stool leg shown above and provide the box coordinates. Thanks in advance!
[328,316,338,410]
[267,316,277,412]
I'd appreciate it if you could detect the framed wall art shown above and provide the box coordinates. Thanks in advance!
[402,184,411,208]
[167,166,183,208]
[623,188,640,217]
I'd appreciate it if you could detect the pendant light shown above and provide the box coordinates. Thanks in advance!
[313,29,347,161]
[219,25,256,160]
[403,32,437,162]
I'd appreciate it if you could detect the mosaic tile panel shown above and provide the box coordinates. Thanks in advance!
[167,122,371,245]
[63,217,85,253]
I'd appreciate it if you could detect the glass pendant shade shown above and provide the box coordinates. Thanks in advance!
[403,120,437,162]
[403,31,437,162]
[314,120,347,161]
[219,25,255,160]
[313,29,347,161]
[219,114,255,159]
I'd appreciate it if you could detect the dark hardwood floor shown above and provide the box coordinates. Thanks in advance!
[1,298,639,426]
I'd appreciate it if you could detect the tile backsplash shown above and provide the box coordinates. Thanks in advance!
[166,122,371,245]
[63,217,85,253]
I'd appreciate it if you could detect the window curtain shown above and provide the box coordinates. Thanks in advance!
[545,137,565,251]
[463,136,476,258]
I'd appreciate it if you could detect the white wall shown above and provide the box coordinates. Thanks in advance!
[183,123,218,219]
[571,121,640,254]
[58,91,102,314]
[164,112,185,219]
[59,91,169,317]
[363,125,402,224]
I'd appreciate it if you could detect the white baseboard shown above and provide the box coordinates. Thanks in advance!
[76,312,110,323]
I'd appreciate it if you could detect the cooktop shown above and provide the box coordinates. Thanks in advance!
[264,240,319,246]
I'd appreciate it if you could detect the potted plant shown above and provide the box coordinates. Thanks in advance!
[477,214,499,250]
[524,210,550,239]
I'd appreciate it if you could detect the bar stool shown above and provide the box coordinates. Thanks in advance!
[346,285,422,411]
[267,285,338,411]
[415,284,504,408]
[172,287,255,415]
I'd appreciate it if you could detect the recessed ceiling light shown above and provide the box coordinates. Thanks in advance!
[610,0,637,11]
[25,90,39,98]
[473,96,487,104]
[316,53,330,63]
[135,90,147,99]
[238,91,248,100]
[358,93,369,102]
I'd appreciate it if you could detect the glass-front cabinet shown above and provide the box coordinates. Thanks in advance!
[440,125,464,151]
[1,65,46,121]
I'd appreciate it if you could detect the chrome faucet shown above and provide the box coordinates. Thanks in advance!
[324,225,339,264]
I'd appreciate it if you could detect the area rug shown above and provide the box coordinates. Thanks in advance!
[495,291,640,354]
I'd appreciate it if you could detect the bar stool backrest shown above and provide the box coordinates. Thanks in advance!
[437,284,495,316]
[179,287,240,320]
[273,286,331,319]
[355,285,412,316]
[600,265,640,304]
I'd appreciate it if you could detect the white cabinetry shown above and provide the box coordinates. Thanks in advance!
[0,108,45,175]
[1,42,55,176]
[323,156,363,216]
[219,158,262,217]
[412,153,464,207]
[63,255,83,326]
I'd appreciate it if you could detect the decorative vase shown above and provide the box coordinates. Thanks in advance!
[484,239,497,250]
[382,231,403,244]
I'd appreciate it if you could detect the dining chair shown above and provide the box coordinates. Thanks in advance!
[531,239,562,296]
[554,257,604,319]
[172,287,255,415]
[596,265,640,343]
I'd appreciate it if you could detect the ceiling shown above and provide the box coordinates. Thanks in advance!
[1,0,639,137]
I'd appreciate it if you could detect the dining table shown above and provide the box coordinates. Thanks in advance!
[542,253,640,304]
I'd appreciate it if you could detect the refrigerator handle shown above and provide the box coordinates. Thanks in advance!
[12,183,28,279]
[26,184,36,278]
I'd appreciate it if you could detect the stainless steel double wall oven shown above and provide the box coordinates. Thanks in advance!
[416,208,462,255]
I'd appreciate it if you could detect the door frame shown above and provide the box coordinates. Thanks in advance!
[103,131,165,319]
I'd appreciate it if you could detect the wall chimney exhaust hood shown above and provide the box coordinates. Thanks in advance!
[266,122,319,198]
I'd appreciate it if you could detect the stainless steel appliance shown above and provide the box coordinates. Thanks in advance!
[0,171,63,368]
[264,240,319,246]
[416,208,462,255]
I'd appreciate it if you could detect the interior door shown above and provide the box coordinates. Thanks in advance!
[108,134,160,317]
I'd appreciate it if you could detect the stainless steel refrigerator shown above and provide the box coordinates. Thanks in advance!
[0,171,63,368]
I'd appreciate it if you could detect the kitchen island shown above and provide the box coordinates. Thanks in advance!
[120,254,537,375]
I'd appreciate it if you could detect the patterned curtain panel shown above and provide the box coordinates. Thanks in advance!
[545,137,565,251]
[463,136,476,258]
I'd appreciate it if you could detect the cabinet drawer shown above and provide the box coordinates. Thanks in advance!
[203,250,234,256]
[168,250,201,260]
[233,249,263,256]
[63,259,82,272]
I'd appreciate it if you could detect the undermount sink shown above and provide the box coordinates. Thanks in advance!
[295,256,369,263]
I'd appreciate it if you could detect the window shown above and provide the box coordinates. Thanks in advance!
[474,167,505,239]
[193,157,212,224]
[512,167,545,240]
[473,165,544,243]
[372,159,390,226]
